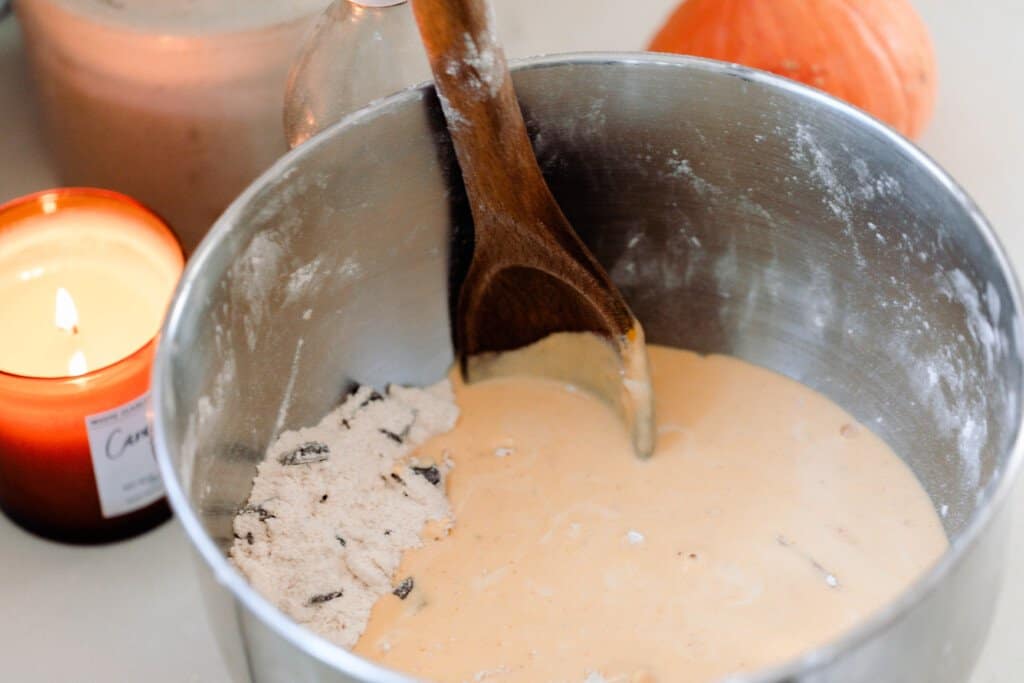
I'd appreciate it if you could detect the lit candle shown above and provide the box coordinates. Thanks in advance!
[0,189,184,543]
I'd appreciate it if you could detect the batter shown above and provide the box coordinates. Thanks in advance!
[353,346,948,682]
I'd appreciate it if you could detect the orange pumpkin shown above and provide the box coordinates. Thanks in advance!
[648,0,937,138]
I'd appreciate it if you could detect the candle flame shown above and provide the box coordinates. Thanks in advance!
[68,351,88,377]
[41,194,59,215]
[55,287,79,333]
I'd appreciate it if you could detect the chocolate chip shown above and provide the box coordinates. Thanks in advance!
[246,532,254,545]
[359,390,384,408]
[379,429,403,444]
[384,529,392,536]
[335,535,347,547]
[241,504,276,521]
[278,441,330,466]
[392,577,414,600]
[411,465,441,486]
[320,494,328,503]
[308,590,343,605]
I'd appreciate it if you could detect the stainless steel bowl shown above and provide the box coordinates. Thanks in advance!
[152,53,1024,683]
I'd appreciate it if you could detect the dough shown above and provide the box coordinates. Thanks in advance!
[231,346,947,682]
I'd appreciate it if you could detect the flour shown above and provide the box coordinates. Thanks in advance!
[229,381,459,648]
[284,257,325,305]
[664,151,717,197]
[231,230,287,352]
[440,2,504,112]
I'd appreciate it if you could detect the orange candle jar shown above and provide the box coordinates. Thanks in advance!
[0,189,184,544]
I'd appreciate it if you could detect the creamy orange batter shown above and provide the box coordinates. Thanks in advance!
[354,346,947,682]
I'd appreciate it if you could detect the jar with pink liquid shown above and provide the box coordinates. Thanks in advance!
[16,0,330,250]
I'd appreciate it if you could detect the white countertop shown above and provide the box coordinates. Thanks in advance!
[2,1,1023,681]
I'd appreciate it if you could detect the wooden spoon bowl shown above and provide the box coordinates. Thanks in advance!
[411,0,655,456]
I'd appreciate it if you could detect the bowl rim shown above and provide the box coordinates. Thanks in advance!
[152,51,1024,683]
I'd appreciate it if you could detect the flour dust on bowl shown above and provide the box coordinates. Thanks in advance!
[152,54,1024,683]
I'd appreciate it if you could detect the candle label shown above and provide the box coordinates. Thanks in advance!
[85,392,164,518]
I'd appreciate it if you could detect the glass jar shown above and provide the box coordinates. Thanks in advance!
[284,0,431,148]
[16,0,331,251]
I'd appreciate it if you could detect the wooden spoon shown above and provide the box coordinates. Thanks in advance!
[411,0,655,457]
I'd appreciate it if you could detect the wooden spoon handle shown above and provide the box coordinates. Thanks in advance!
[410,0,551,228]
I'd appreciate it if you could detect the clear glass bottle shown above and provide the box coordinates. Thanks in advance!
[284,0,432,148]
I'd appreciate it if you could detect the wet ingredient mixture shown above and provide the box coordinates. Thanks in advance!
[353,346,948,682]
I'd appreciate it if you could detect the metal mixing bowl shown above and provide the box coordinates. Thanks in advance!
[152,54,1024,682]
